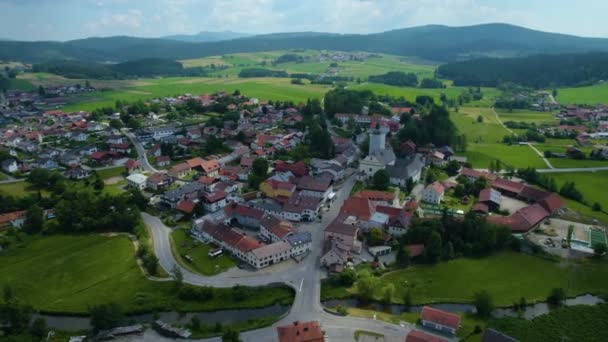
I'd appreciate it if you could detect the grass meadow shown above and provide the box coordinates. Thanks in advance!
[171,228,236,276]
[556,83,608,105]
[0,234,293,314]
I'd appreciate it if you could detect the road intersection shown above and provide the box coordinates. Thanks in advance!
[143,175,415,341]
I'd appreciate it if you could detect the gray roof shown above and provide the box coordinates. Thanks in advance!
[163,182,204,201]
[386,154,424,180]
[286,232,312,246]
[369,148,395,165]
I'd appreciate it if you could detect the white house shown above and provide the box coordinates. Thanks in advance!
[1,159,18,173]
[422,181,445,205]
[127,173,148,190]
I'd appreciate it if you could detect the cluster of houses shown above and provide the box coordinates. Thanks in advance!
[320,187,420,272]
[0,108,135,177]
[0,84,95,113]
[454,168,565,233]
[191,202,312,269]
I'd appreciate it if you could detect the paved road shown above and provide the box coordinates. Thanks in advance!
[143,174,418,341]
[122,128,160,173]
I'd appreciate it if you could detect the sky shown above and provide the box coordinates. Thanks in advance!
[1,0,607,41]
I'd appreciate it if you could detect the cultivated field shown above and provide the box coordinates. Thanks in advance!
[549,171,608,208]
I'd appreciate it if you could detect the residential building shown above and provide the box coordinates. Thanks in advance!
[422,182,445,205]
[260,179,296,199]
[276,321,324,342]
[324,218,361,253]
[297,175,333,201]
[420,306,461,336]
[0,210,26,231]
[64,165,91,180]
[146,173,174,191]
[1,159,18,173]
[126,173,147,190]
[386,155,425,186]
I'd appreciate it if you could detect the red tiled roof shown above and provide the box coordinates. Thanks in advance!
[472,202,489,213]
[427,181,445,195]
[325,218,358,237]
[125,159,139,169]
[202,190,226,203]
[186,157,205,168]
[277,321,324,342]
[0,210,26,225]
[354,190,395,202]
[406,330,447,342]
[90,151,107,160]
[275,160,308,177]
[406,244,425,257]
[489,203,549,232]
[198,176,215,185]
[538,193,564,214]
[492,178,525,194]
[201,159,220,173]
[234,236,262,253]
[340,197,374,221]
[264,179,296,191]
[176,200,195,213]
[519,185,550,202]
[420,306,461,330]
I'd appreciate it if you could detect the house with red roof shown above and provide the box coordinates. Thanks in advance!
[420,306,461,336]
[422,182,445,205]
[0,210,26,231]
[276,320,324,342]
[274,160,308,178]
[125,159,141,174]
[340,197,375,221]
[354,190,397,207]
[324,217,362,253]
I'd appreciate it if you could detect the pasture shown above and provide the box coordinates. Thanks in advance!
[496,109,559,125]
[549,171,608,208]
[0,234,293,314]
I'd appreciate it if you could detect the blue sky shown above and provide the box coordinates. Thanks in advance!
[1,0,607,41]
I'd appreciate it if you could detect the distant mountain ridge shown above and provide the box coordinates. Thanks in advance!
[162,30,251,42]
[2,23,608,63]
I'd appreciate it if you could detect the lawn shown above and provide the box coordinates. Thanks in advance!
[556,83,608,105]
[0,234,293,314]
[171,228,237,275]
[547,158,608,168]
[96,166,125,180]
[0,180,49,198]
[489,304,608,342]
[341,252,608,307]
[548,171,608,208]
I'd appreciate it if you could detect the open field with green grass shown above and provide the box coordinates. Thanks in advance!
[0,180,48,198]
[450,108,547,169]
[489,304,608,342]
[61,77,332,112]
[350,84,499,106]
[5,78,35,91]
[496,109,559,125]
[325,252,608,307]
[549,171,608,208]
[548,158,608,168]
[556,83,608,105]
[171,228,236,275]
[181,51,437,79]
[0,234,293,314]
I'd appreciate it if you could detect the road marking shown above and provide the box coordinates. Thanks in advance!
[299,278,304,292]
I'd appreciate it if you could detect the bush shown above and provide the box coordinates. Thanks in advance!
[547,288,565,306]
[178,285,214,301]
[473,290,494,318]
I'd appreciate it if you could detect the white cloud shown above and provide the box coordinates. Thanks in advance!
[85,9,144,33]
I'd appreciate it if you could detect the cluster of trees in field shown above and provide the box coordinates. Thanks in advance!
[274,53,306,64]
[396,212,518,266]
[369,71,418,87]
[237,68,289,78]
[437,52,608,88]
[32,58,213,79]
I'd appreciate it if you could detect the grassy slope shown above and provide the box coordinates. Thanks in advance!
[0,234,293,314]
[376,252,608,306]
[495,109,559,125]
[171,228,236,276]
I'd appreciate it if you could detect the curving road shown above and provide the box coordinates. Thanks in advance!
[143,174,418,341]
[122,128,160,173]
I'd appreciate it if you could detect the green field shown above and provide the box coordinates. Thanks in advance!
[0,234,293,314]
[496,109,559,125]
[549,171,608,208]
[489,304,608,342]
[0,180,48,198]
[345,252,608,307]
[5,78,35,91]
[450,108,547,169]
[181,51,437,79]
[171,228,236,275]
[61,77,332,112]
[556,83,608,105]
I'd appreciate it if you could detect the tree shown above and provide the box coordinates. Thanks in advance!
[593,243,607,257]
[30,317,47,339]
[592,202,602,212]
[382,284,395,304]
[477,115,483,123]
[424,231,442,263]
[443,241,455,260]
[338,268,357,286]
[403,290,412,307]
[372,169,390,191]
[109,119,123,129]
[445,160,461,176]
[37,85,45,97]
[23,204,44,234]
[355,271,378,302]
[547,288,565,306]
[396,245,410,267]
[89,303,124,332]
[251,158,269,178]
[369,227,384,246]
[473,290,494,318]
[172,265,183,289]
[222,328,241,342]
[191,316,201,331]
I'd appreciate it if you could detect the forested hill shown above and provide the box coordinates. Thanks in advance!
[3,23,608,63]
[437,52,608,88]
